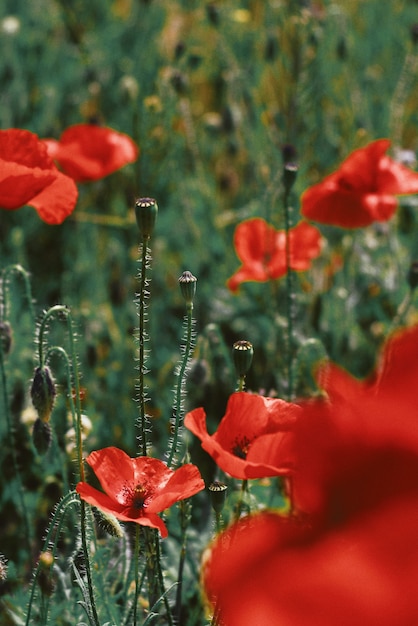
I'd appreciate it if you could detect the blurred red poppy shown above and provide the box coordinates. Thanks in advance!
[203,325,418,626]
[301,139,418,228]
[0,128,78,224]
[76,446,204,538]
[43,124,139,182]
[227,218,322,293]
[184,391,299,479]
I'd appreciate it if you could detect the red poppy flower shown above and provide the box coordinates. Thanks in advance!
[301,139,418,228]
[203,326,418,626]
[43,124,138,182]
[227,218,322,293]
[76,446,205,538]
[184,392,300,479]
[0,128,78,224]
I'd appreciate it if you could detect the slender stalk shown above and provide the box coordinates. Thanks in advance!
[137,238,149,457]
[174,499,191,623]
[37,306,98,624]
[25,491,80,625]
[167,302,194,468]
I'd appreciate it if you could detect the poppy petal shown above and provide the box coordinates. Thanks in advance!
[85,447,135,506]
[147,464,205,512]
[29,170,78,224]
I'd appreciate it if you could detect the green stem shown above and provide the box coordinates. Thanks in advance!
[167,303,194,468]
[133,524,141,626]
[37,306,98,623]
[26,491,79,626]
[137,239,149,457]
[234,479,249,522]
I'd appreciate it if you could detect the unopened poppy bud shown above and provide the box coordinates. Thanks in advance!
[407,260,418,290]
[0,321,12,355]
[32,418,52,455]
[31,366,56,422]
[209,481,228,515]
[38,552,55,596]
[135,197,158,240]
[93,508,124,538]
[233,340,254,378]
[179,271,197,306]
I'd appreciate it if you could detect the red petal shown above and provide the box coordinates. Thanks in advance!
[0,129,53,169]
[44,124,138,182]
[29,170,78,224]
[233,218,273,264]
[0,161,56,209]
[377,154,418,194]
[85,447,136,505]
[148,463,204,512]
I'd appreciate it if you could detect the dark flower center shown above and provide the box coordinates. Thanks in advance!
[131,484,148,509]
[232,436,252,460]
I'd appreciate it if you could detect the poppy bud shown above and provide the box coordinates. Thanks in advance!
[407,260,418,290]
[209,481,228,515]
[232,340,254,378]
[30,366,56,422]
[38,551,55,596]
[178,271,197,306]
[93,508,124,538]
[135,197,158,240]
[0,321,12,355]
[32,418,52,455]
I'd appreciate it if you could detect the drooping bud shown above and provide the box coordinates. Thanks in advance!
[209,481,228,515]
[0,321,12,355]
[135,197,158,240]
[178,271,197,306]
[32,418,52,455]
[30,366,56,422]
[232,340,254,378]
[407,260,418,290]
[93,507,124,538]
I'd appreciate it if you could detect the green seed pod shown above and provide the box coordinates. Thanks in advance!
[135,197,158,240]
[209,481,228,515]
[232,340,254,378]
[32,418,52,455]
[31,366,56,422]
[178,271,197,306]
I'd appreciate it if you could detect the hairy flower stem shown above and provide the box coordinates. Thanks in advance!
[25,491,80,625]
[142,527,173,625]
[38,306,99,625]
[175,499,191,622]
[137,238,150,457]
[167,302,194,468]
[283,189,294,401]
